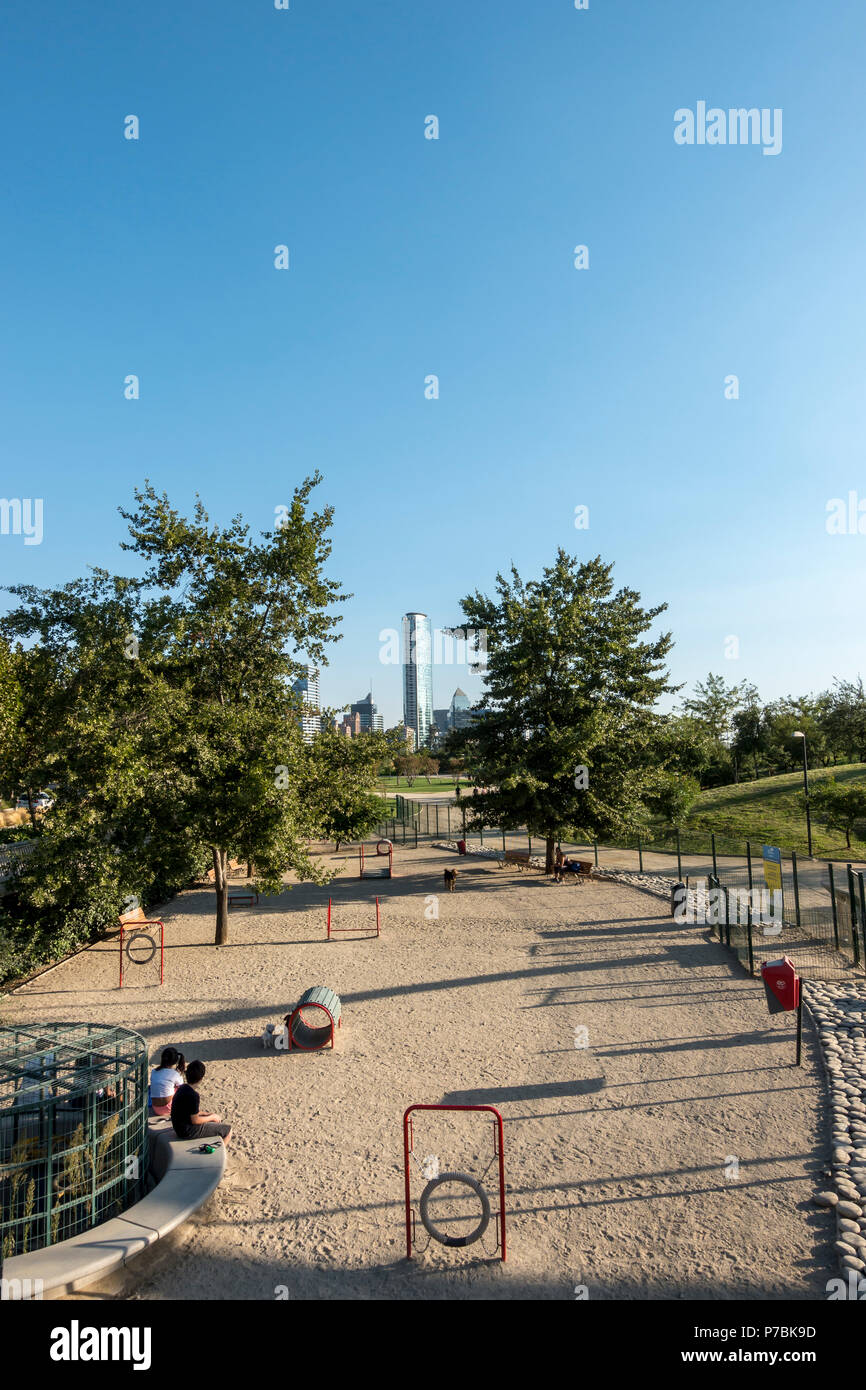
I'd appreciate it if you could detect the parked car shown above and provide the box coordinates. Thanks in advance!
[15,792,54,811]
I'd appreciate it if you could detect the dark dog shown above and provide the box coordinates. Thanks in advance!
[444,868,458,893]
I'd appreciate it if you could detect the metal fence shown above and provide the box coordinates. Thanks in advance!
[380,796,866,980]
[701,860,866,982]
[0,1023,149,1258]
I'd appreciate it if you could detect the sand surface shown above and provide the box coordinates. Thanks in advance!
[3,845,837,1300]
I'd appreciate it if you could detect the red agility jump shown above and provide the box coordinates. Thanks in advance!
[327,897,380,939]
[403,1104,506,1262]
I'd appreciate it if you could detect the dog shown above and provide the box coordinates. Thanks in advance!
[261,1022,289,1049]
[444,868,458,893]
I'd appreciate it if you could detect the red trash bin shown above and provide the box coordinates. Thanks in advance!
[761,956,800,1014]
[456,839,467,855]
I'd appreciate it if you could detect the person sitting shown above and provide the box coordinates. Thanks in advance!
[170,1060,231,1148]
[150,1047,183,1116]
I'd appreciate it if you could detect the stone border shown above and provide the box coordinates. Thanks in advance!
[804,982,866,1275]
[1,1118,226,1300]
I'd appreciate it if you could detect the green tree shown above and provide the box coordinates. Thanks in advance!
[822,679,866,763]
[0,636,23,800]
[762,699,828,774]
[645,771,701,826]
[301,727,389,851]
[0,640,64,830]
[809,778,866,849]
[653,713,718,784]
[455,551,676,872]
[731,697,767,779]
[3,474,348,946]
[394,753,421,787]
[681,674,754,744]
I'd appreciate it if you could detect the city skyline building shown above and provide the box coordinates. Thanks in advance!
[450,687,472,730]
[291,665,321,744]
[433,708,451,735]
[402,612,434,749]
[350,691,377,732]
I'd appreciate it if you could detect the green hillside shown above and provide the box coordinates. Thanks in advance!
[676,763,866,860]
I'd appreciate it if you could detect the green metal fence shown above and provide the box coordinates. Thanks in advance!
[379,795,866,979]
[0,1023,149,1258]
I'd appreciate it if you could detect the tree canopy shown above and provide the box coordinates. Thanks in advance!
[453,550,676,870]
[2,474,349,945]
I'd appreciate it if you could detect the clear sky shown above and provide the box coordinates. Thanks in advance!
[1,0,864,727]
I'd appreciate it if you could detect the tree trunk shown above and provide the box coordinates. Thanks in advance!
[213,847,229,945]
[545,835,556,875]
[846,826,852,849]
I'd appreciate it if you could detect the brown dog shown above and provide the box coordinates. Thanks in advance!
[444,868,458,893]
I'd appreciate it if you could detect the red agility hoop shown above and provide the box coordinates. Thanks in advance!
[360,840,393,879]
[403,1104,506,1262]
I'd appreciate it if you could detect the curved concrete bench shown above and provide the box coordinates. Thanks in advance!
[1,1116,226,1300]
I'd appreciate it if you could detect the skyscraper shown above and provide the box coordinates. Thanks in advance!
[291,666,321,744]
[402,612,433,749]
[433,708,451,734]
[450,687,472,729]
[350,692,377,732]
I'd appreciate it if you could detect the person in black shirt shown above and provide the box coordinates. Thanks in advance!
[170,1060,231,1147]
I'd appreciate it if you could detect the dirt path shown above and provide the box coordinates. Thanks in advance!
[3,846,836,1299]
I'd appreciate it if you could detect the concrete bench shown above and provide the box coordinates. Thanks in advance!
[1,1116,226,1300]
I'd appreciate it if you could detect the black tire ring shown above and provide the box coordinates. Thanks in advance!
[419,1172,491,1248]
[124,931,157,965]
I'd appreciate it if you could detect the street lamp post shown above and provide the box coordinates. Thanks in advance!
[794,731,812,857]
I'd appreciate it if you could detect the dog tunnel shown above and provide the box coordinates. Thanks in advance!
[287,986,342,1050]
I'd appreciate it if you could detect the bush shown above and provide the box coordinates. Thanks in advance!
[0,828,209,988]
[0,824,38,845]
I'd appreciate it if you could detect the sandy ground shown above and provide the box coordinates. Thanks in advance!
[2,845,838,1300]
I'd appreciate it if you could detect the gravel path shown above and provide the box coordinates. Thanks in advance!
[2,847,839,1299]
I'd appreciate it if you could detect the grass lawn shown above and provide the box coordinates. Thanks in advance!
[672,762,866,860]
[376,775,462,794]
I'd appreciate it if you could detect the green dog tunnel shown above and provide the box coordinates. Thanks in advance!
[286,986,342,1050]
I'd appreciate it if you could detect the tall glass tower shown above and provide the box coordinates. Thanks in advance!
[291,665,321,744]
[402,613,434,748]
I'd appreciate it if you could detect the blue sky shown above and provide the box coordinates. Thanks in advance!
[1,0,864,726]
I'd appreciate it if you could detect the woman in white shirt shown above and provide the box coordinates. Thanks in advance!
[150,1047,184,1115]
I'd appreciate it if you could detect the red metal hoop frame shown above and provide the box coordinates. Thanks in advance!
[288,1000,340,1050]
[402,1104,506,1262]
[359,841,393,879]
[327,896,380,939]
[119,920,164,988]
